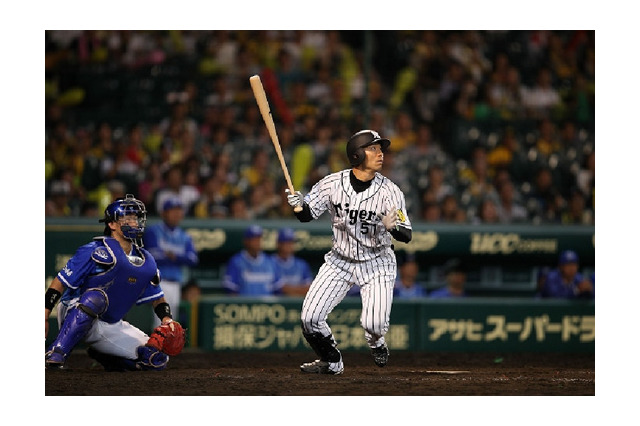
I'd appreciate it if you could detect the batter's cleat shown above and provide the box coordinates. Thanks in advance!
[371,343,389,367]
[300,359,344,375]
[45,347,66,370]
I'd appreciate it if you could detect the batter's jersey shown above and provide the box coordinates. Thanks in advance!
[143,222,198,283]
[271,254,312,288]
[224,251,282,296]
[57,237,163,323]
[305,170,411,262]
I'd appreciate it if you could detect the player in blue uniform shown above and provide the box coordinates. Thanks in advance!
[538,250,594,299]
[224,225,282,296]
[393,253,427,298]
[45,194,177,371]
[429,258,468,299]
[271,227,312,296]
[143,197,198,327]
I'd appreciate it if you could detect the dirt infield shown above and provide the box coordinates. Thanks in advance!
[45,349,594,396]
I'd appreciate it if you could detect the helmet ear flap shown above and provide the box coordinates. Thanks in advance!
[351,148,365,167]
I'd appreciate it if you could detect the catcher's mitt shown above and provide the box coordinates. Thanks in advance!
[146,321,186,356]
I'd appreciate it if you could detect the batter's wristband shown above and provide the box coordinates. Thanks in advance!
[154,302,173,320]
[45,288,62,311]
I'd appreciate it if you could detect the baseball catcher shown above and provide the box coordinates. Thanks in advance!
[45,194,186,371]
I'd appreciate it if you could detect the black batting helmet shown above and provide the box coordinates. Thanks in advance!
[346,130,391,167]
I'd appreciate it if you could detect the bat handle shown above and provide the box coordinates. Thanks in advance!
[288,184,303,213]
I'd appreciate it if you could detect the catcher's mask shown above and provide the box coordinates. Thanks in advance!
[346,129,391,167]
[100,194,147,241]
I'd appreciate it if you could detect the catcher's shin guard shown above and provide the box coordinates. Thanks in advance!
[46,289,108,366]
[302,331,342,363]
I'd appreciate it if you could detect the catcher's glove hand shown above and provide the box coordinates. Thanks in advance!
[146,320,186,356]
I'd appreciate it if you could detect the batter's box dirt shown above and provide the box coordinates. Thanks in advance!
[45,350,594,396]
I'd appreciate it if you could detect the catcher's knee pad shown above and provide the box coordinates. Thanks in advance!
[136,346,169,371]
[47,289,108,359]
[78,289,108,318]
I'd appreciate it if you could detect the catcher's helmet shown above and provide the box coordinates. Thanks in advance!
[346,130,391,167]
[99,194,147,240]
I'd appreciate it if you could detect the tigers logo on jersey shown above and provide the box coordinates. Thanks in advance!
[397,209,406,223]
[334,203,377,225]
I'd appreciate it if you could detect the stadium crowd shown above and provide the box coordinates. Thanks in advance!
[45,30,595,225]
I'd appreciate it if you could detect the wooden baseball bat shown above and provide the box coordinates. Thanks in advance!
[249,74,302,213]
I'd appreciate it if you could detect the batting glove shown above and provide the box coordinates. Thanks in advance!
[380,208,398,231]
[285,189,303,209]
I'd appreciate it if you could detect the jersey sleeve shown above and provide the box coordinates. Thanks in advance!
[56,242,100,290]
[305,173,339,220]
[390,182,412,230]
[223,255,242,294]
[136,283,164,305]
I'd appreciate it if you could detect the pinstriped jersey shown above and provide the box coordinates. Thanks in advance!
[304,169,411,261]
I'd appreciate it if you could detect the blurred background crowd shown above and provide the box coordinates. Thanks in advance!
[45,30,595,225]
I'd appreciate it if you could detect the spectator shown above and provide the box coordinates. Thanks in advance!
[154,165,200,216]
[179,279,202,327]
[538,250,594,299]
[576,150,595,202]
[227,195,251,219]
[527,167,564,223]
[459,146,499,208]
[393,253,427,298]
[181,279,202,304]
[441,194,464,223]
[487,128,520,172]
[522,67,562,119]
[561,189,593,225]
[421,201,442,222]
[424,164,455,204]
[223,225,281,296]
[496,180,528,223]
[45,180,73,217]
[429,258,468,299]
[143,197,199,327]
[534,118,561,158]
[271,227,313,297]
[193,171,233,218]
[472,197,500,224]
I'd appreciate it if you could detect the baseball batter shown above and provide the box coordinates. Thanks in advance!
[287,130,412,375]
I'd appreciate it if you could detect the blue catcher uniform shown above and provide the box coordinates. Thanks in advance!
[57,237,163,323]
[46,194,171,371]
[224,251,282,296]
